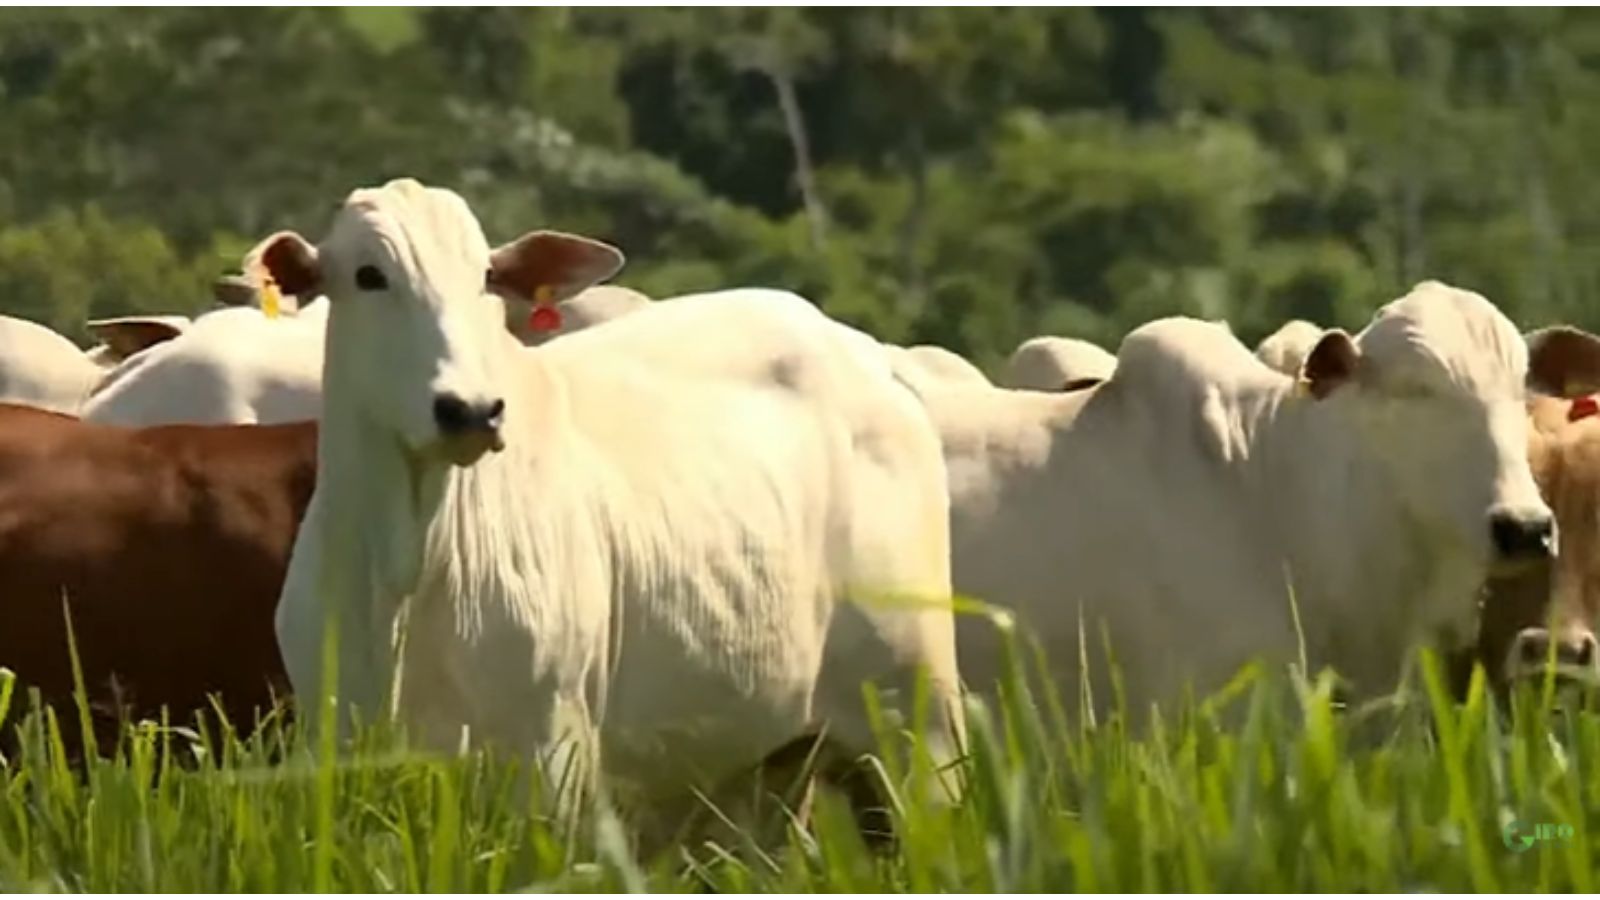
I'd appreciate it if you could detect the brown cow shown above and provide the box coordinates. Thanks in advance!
[0,404,315,754]
[1458,394,1600,697]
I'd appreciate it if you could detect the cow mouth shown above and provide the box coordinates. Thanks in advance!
[1487,554,1551,580]
[436,431,504,467]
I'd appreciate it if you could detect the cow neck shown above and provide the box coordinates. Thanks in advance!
[427,352,611,650]
[1243,383,1438,692]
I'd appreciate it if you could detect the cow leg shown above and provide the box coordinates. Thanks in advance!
[644,734,826,869]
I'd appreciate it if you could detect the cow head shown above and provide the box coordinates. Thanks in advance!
[1481,395,1600,688]
[1300,283,1600,633]
[248,178,622,467]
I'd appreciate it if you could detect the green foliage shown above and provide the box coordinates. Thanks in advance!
[5,9,1600,358]
[0,206,226,340]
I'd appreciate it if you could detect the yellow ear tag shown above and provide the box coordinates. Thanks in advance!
[259,276,283,320]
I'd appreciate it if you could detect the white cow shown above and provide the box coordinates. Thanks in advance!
[906,281,1600,719]
[0,315,108,414]
[0,311,198,415]
[82,301,329,427]
[1255,319,1324,378]
[889,345,991,387]
[1003,335,1117,391]
[260,179,964,829]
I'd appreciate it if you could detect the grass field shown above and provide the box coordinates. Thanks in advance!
[0,646,1593,892]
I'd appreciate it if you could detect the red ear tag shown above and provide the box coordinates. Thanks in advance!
[528,284,561,333]
[1569,395,1599,423]
[530,305,562,332]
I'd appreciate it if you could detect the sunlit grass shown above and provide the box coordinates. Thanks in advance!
[0,630,1593,891]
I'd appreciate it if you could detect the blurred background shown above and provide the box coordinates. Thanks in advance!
[2,8,1597,367]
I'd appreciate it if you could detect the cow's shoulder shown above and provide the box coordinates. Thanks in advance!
[551,288,885,396]
[1110,317,1272,397]
[1104,317,1280,464]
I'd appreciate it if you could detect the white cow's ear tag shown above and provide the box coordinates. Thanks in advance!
[1294,376,1314,398]
[258,275,283,320]
[528,284,561,333]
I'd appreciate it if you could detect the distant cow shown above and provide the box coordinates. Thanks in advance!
[1002,336,1117,391]
[903,282,1600,718]
[889,345,991,387]
[0,405,314,753]
[81,302,330,427]
[1255,319,1324,378]
[0,316,107,415]
[0,310,189,415]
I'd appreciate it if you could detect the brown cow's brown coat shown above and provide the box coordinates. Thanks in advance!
[1459,395,1600,696]
[0,404,315,753]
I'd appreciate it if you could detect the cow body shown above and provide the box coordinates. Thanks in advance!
[1003,335,1117,391]
[915,283,1597,718]
[1255,319,1323,377]
[0,316,104,415]
[82,302,328,427]
[262,180,963,823]
[0,405,314,749]
[891,345,991,387]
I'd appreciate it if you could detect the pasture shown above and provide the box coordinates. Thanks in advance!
[7,11,1600,894]
[0,636,1592,892]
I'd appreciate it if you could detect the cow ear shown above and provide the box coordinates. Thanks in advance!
[212,274,260,308]
[488,230,624,304]
[1526,326,1600,399]
[1302,329,1360,400]
[245,231,321,297]
[85,317,189,360]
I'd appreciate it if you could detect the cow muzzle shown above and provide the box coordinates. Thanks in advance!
[1487,507,1555,573]
[431,393,506,466]
[1505,625,1600,687]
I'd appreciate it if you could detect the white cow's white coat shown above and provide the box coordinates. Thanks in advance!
[270,180,964,816]
[0,315,106,414]
[1003,335,1117,390]
[1255,319,1324,377]
[911,282,1575,717]
[889,345,991,387]
[82,301,329,426]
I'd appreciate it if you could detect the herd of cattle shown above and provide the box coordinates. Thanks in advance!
[0,178,1597,823]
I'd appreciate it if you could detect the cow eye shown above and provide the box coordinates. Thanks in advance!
[355,265,388,291]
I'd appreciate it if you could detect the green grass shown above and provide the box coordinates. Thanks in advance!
[0,645,1594,891]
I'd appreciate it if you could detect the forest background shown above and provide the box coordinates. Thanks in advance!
[2,8,1595,368]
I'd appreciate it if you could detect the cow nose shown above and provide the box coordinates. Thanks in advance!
[432,393,505,437]
[1512,626,1600,677]
[1489,509,1554,561]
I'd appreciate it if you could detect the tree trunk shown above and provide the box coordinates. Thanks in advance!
[769,68,828,251]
